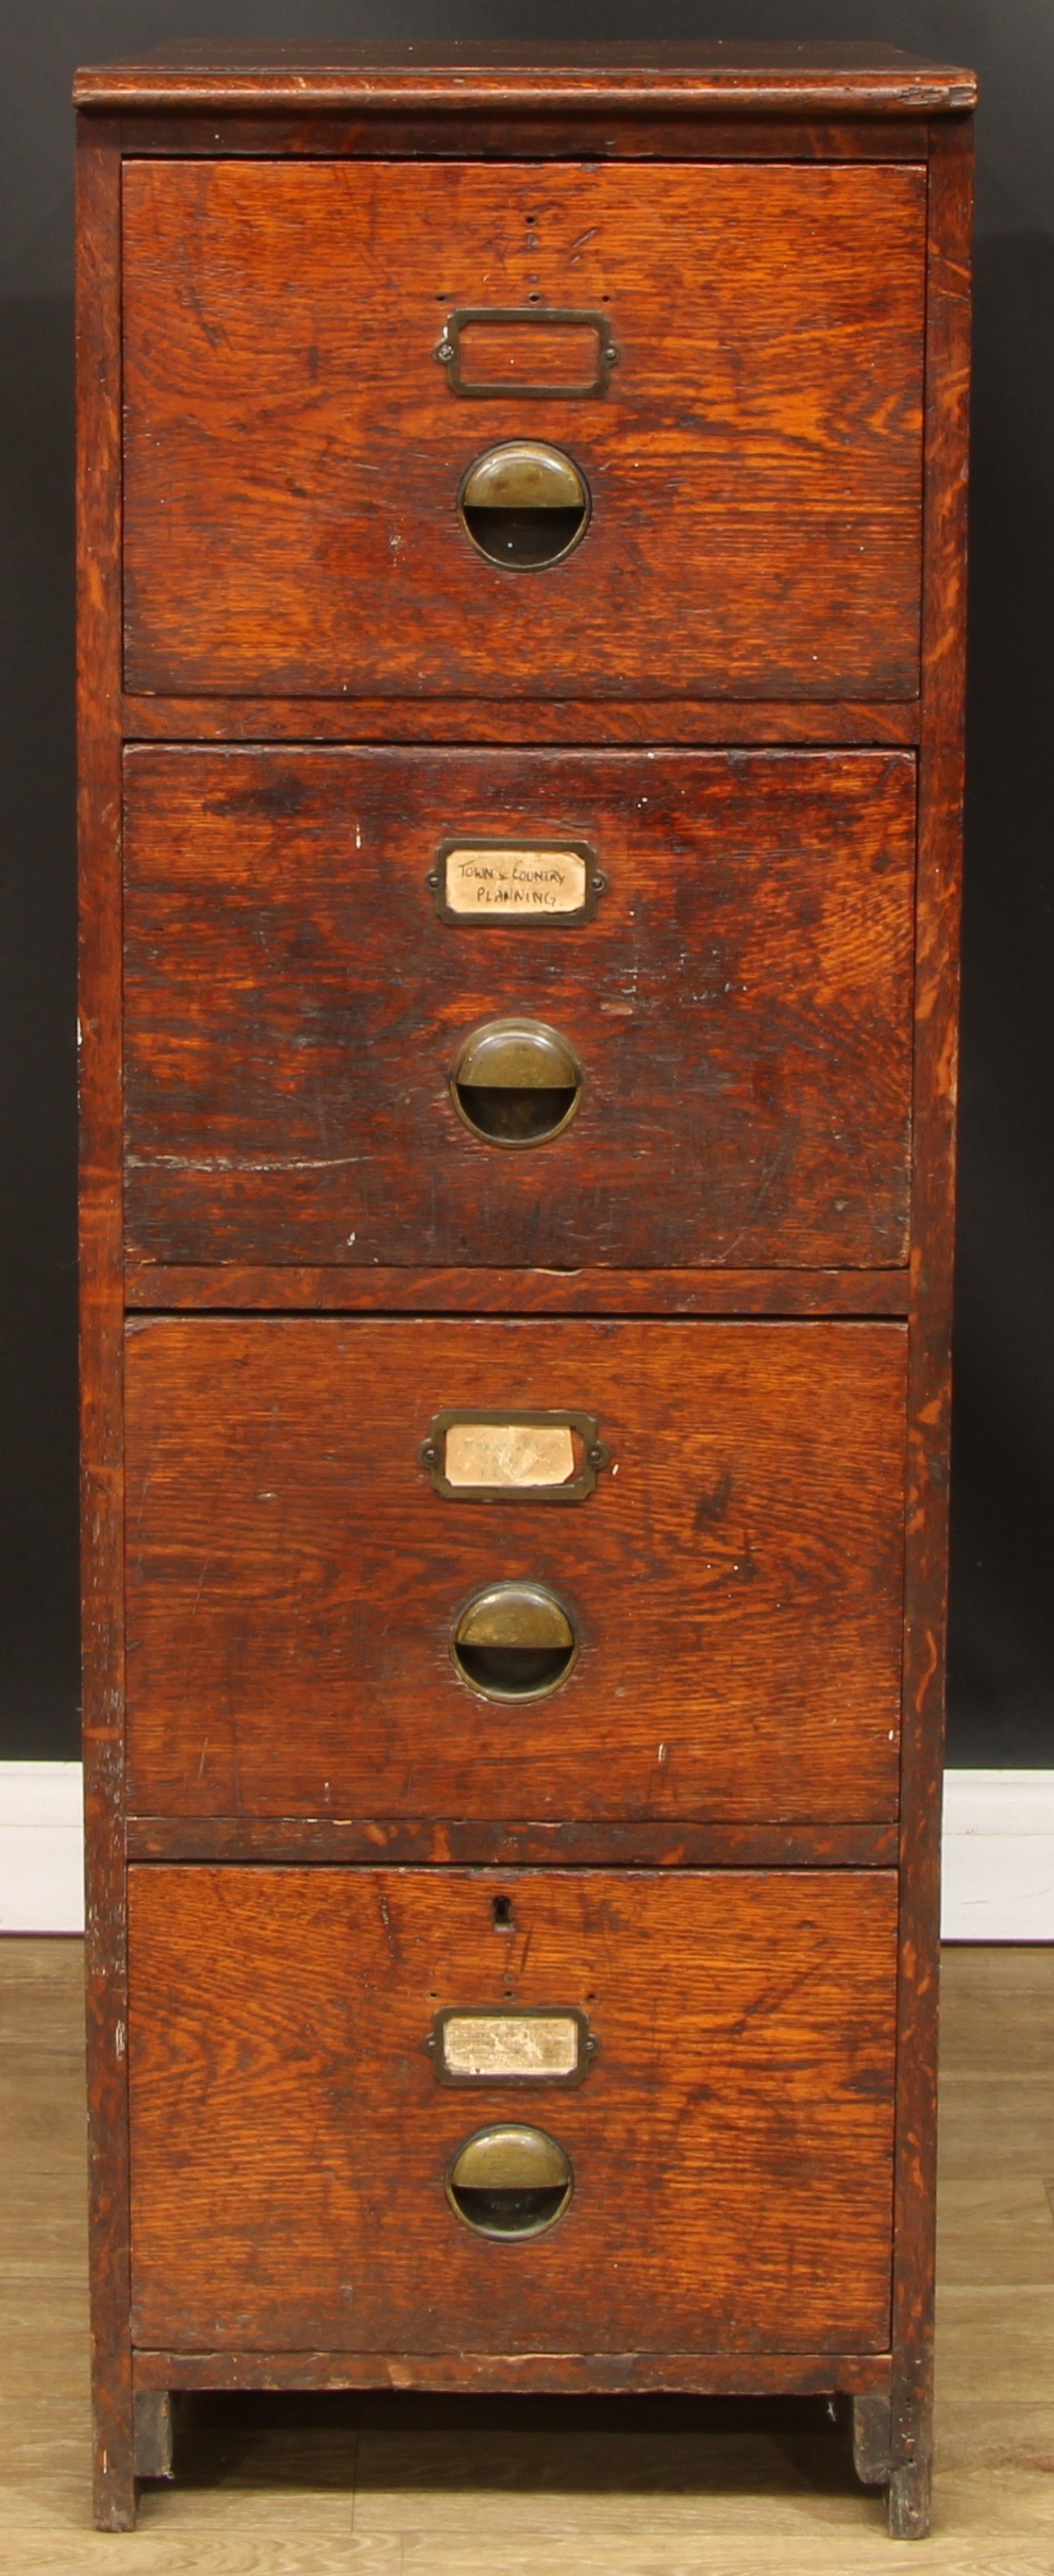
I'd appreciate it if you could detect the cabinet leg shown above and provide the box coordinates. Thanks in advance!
[134,2388,176,2482]
[848,2392,932,2539]
[94,2386,177,2527]
[90,2319,137,2530]
[887,2458,932,2540]
[92,2405,137,2532]
[851,2391,893,2484]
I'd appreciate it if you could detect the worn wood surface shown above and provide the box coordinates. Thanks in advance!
[125,694,920,742]
[124,1264,912,1316]
[122,161,926,702]
[124,1817,899,1868]
[8,1936,1054,2565]
[889,116,974,2519]
[124,748,915,1271]
[75,41,979,115]
[129,2349,893,2397]
[124,1318,907,1827]
[125,1867,897,2355]
[96,111,941,167]
[75,121,134,2535]
[852,2389,894,2483]
[131,2387,174,2480]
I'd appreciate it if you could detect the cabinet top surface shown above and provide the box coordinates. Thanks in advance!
[74,40,977,114]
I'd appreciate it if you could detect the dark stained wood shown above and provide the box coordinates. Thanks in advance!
[851,2389,893,2483]
[97,111,937,166]
[132,2347,893,2398]
[121,161,926,702]
[124,1265,912,1317]
[124,696,921,744]
[132,2389,175,2481]
[888,2458,932,2539]
[124,1318,907,1827]
[75,42,978,116]
[125,1816,900,1869]
[76,121,135,2537]
[889,116,974,2521]
[126,1867,898,2356]
[123,748,916,1271]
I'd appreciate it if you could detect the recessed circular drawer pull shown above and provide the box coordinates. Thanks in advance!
[459,441,590,568]
[453,1581,577,1702]
[451,1018,582,1146]
[447,2124,573,2238]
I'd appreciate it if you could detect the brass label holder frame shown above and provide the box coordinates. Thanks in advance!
[428,2008,596,2086]
[429,837,607,927]
[420,1407,611,1503]
[434,305,620,398]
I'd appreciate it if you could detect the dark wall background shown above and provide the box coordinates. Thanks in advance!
[2,2,1051,1764]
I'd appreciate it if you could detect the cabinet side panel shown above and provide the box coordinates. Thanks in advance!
[77,120,133,2532]
[893,113,973,2496]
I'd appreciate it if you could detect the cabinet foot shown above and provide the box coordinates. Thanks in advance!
[93,2385,179,2527]
[92,2440,138,2532]
[851,2391,893,2485]
[134,2387,176,2482]
[847,2393,932,2538]
[887,2459,932,2540]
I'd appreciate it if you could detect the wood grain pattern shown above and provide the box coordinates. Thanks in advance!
[130,2346,892,2397]
[889,116,974,2519]
[122,161,926,702]
[124,694,921,744]
[124,1318,907,1827]
[123,748,915,1271]
[96,111,939,169]
[75,42,979,115]
[124,1264,912,1316]
[125,1815,900,1869]
[126,1866,897,2355]
[75,120,134,2534]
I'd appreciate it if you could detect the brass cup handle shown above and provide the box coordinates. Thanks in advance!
[450,1018,583,1147]
[459,441,591,568]
[446,2123,574,2237]
[452,1581,578,1702]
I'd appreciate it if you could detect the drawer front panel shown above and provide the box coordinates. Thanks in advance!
[123,160,925,700]
[125,1318,906,1824]
[127,1865,896,2354]
[123,747,915,1271]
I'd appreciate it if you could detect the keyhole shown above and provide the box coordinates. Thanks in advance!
[493,1895,514,1931]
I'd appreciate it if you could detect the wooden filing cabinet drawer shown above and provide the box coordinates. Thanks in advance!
[127,1864,897,2355]
[125,1317,906,1827]
[124,745,915,1271]
[122,159,926,701]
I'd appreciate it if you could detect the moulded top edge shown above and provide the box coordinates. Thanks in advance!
[73,42,978,116]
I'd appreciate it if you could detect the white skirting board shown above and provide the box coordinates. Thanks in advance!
[940,1769,1054,1940]
[1,1762,1054,1939]
[0,1763,86,1934]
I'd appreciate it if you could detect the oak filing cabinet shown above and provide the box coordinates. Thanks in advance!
[75,42,975,2535]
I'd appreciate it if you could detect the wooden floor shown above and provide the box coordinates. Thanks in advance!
[2,1940,1052,2570]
